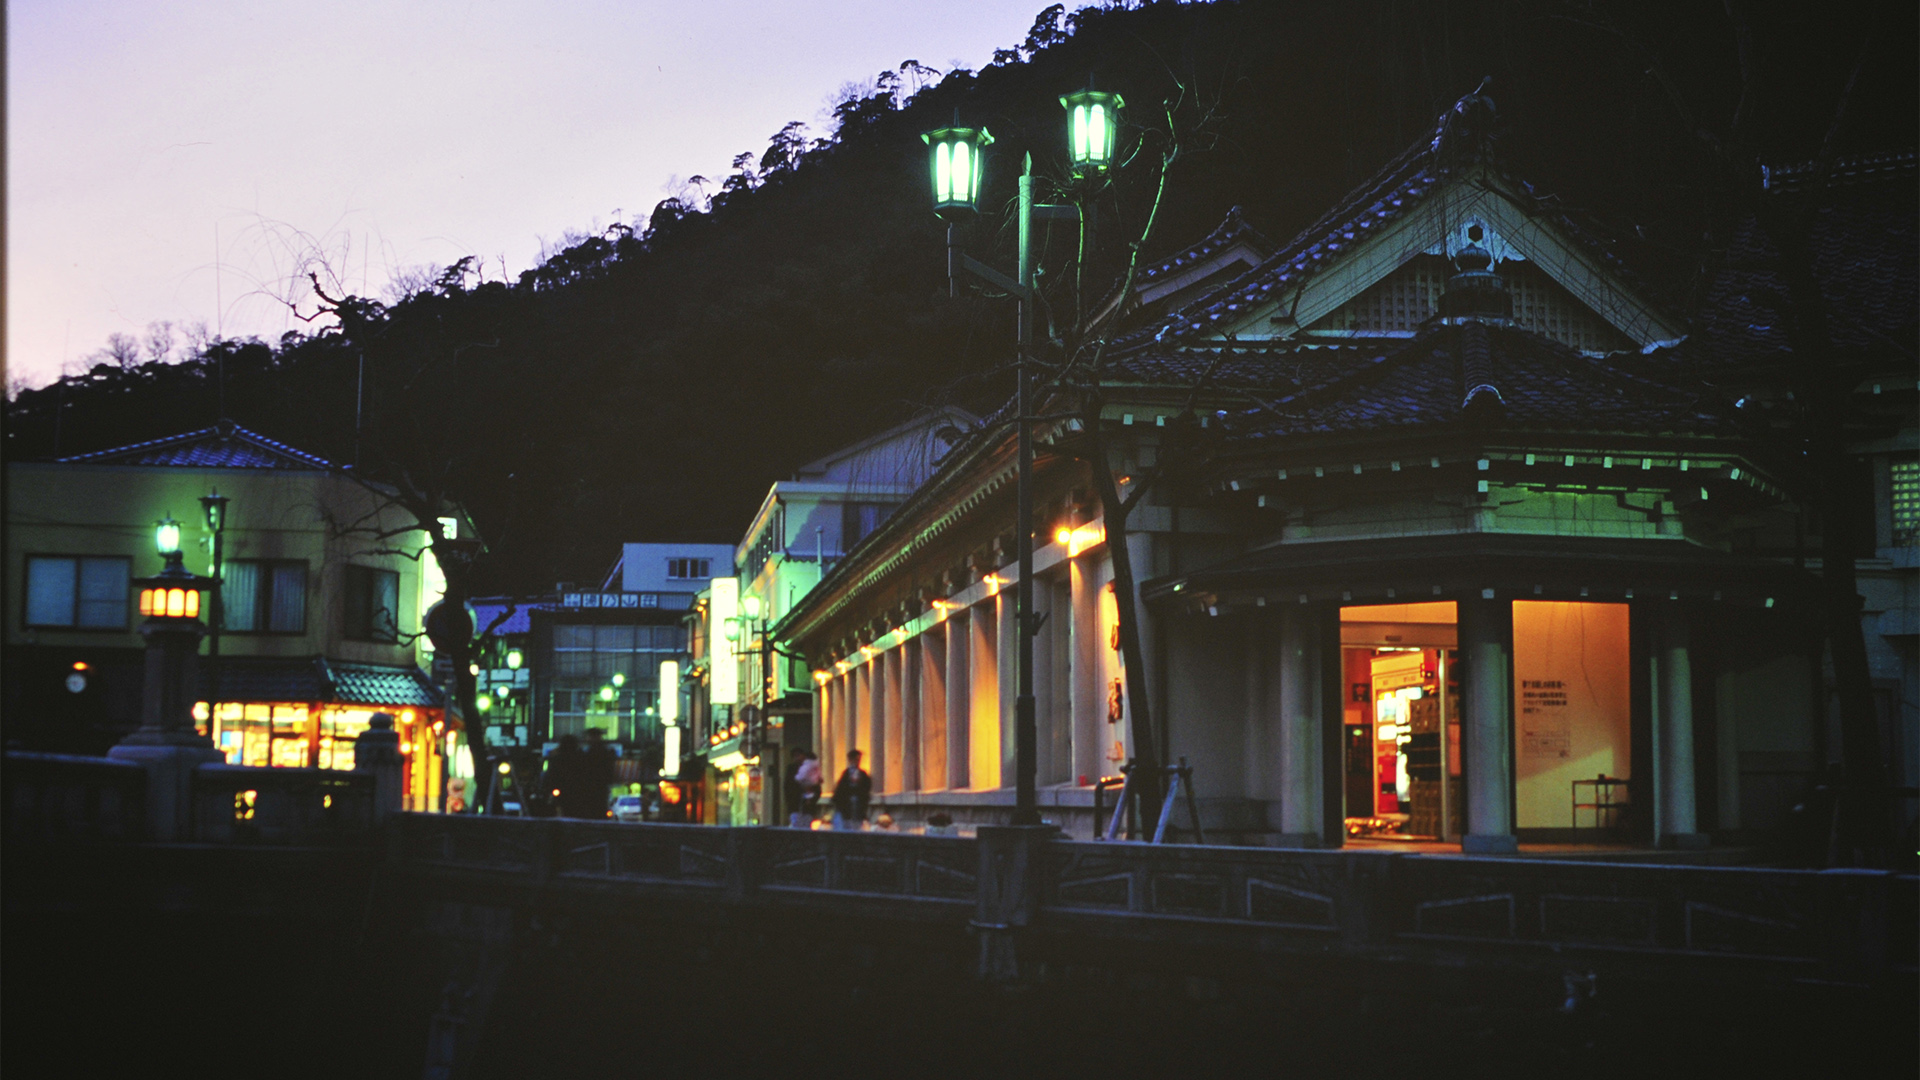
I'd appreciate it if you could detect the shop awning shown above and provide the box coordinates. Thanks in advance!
[199,657,445,709]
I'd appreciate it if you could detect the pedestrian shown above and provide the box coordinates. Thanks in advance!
[581,727,617,819]
[789,747,822,828]
[545,734,583,817]
[831,749,871,831]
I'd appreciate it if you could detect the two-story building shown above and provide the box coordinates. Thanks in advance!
[6,421,458,811]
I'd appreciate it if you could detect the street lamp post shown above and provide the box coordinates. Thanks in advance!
[198,489,230,739]
[921,87,1121,829]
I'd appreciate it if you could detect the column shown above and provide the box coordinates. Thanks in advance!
[969,600,1000,788]
[920,625,948,790]
[1069,555,1104,787]
[947,612,972,789]
[1460,594,1517,854]
[851,662,869,763]
[1656,605,1707,848]
[1274,604,1324,846]
[900,638,921,793]
[869,654,889,793]
[998,588,1019,787]
[1033,575,1058,785]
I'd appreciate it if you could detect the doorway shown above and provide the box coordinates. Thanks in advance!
[1340,603,1459,840]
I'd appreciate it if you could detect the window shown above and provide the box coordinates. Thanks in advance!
[25,556,130,629]
[345,566,400,642]
[222,560,308,633]
[666,558,711,580]
[1893,460,1919,545]
[841,502,899,549]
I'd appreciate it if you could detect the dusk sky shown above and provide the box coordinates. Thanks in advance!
[7,0,1051,390]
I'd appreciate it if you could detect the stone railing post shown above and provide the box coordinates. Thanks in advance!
[973,824,1056,981]
[355,712,405,821]
[107,605,223,841]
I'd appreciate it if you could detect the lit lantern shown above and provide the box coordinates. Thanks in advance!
[154,515,182,557]
[138,585,202,619]
[476,694,492,713]
[599,685,616,703]
[611,671,626,688]
[505,648,523,670]
[921,123,993,219]
[742,595,762,621]
[1059,87,1124,175]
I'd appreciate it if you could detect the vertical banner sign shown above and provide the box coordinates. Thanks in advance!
[710,578,739,705]
[658,660,680,722]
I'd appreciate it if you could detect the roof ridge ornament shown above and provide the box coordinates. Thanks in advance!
[1431,77,1498,169]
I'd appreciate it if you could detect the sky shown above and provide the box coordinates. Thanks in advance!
[6,0,1053,390]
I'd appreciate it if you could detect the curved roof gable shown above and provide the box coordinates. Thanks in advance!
[1150,92,1685,352]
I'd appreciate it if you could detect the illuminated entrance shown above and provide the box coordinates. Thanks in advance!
[1339,601,1631,841]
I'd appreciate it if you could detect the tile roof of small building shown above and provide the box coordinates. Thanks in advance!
[1225,321,1734,441]
[317,660,445,707]
[471,598,552,637]
[197,657,442,708]
[56,419,335,470]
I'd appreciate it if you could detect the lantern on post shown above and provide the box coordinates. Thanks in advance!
[921,123,993,219]
[1059,87,1124,175]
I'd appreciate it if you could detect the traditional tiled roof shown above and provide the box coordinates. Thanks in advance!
[1135,205,1274,286]
[197,657,442,708]
[1100,340,1372,393]
[1689,152,1918,371]
[1226,321,1732,441]
[316,660,444,708]
[1136,90,1667,350]
[57,419,334,470]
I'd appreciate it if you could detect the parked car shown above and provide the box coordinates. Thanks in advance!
[611,794,645,823]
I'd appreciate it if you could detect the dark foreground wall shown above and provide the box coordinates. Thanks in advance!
[6,833,1916,1079]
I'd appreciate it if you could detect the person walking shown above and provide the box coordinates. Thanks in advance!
[789,747,822,828]
[582,727,617,819]
[831,749,871,831]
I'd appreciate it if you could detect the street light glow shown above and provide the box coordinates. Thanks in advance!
[921,125,993,219]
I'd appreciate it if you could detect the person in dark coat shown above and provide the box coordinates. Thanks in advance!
[545,734,584,817]
[581,728,617,819]
[831,749,871,830]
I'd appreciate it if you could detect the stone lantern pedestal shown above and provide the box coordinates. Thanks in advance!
[108,613,223,841]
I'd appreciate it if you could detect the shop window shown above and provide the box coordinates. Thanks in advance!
[1892,460,1919,545]
[345,565,400,642]
[24,555,130,629]
[222,560,308,633]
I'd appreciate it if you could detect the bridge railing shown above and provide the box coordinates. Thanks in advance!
[191,764,378,844]
[388,816,1916,983]
[4,751,149,843]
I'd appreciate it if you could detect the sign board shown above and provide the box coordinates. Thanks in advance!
[562,592,655,609]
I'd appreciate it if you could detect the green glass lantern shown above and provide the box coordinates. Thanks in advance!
[611,672,626,688]
[505,648,523,670]
[154,515,182,557]
[921,124,993,219]
[599,684,616,703]
[1059,88,1124,175]
[742,595,762,621]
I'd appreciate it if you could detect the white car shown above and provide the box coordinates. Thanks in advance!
[610,794,645,823]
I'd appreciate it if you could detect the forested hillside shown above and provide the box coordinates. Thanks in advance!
[8,1,1910,593]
